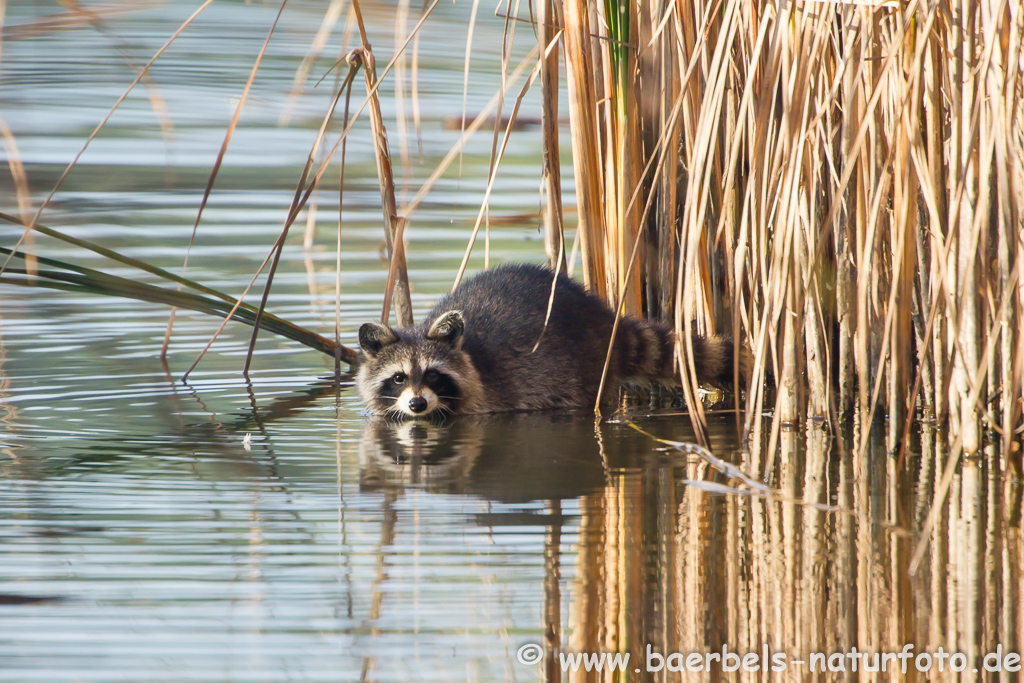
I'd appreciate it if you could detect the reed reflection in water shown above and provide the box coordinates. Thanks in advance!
[362,409,1022,682]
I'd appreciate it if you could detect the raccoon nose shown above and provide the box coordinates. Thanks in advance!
[408,396,428,414]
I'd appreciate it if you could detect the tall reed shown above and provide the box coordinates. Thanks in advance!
[546,0,1023,458]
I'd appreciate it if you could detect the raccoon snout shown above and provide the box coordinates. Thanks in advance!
[396,387,438,417]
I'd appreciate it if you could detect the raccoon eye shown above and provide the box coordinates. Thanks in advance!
[392,372,407,384]
[424,369,439,381]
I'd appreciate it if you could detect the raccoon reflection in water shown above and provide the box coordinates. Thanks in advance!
[358,414,608,501]
[357,264,742,418]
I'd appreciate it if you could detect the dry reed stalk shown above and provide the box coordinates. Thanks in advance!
[835,16,858,419]
[537,0,565,272]
[335,60,358,378]
[186,56,367,378]
[0,116,35,277]
[242,48,363,375]
[592,91,685,417]
[350,0,414,328]
[890,51,919,449]
[165,0,288,361]
[950,0,982,456]
[921,30,948,420]
[299,12,359,309]
[380,216,408,328]
[597,1,644,317]
[560,0,608,297]
[911,248,1023,572]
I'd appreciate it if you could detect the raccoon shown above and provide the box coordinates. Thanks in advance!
[356,263,742,418]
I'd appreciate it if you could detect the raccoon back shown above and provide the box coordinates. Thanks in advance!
[422,264,743,411]
[425,263,615,411]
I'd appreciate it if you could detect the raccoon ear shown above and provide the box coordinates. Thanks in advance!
[426,310,465,348]
[358,322,399,358]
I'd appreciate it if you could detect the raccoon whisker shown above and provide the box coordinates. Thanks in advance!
[381,404,405,418]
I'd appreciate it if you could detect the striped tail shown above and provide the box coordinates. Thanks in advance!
[616,317,747,389]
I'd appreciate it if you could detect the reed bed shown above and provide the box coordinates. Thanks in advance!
[536,0,1024,464]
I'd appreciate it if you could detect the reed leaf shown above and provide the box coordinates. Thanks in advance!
[0,247,358,365]
[0,210,263,310]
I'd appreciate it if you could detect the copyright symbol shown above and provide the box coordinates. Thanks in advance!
[517,643,543,665]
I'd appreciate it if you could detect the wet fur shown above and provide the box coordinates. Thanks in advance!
[357,263,745,417]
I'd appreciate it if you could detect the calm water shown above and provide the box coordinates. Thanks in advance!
[1,2,1021,681]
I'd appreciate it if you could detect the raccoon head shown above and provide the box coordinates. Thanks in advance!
[356,311,482,418]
